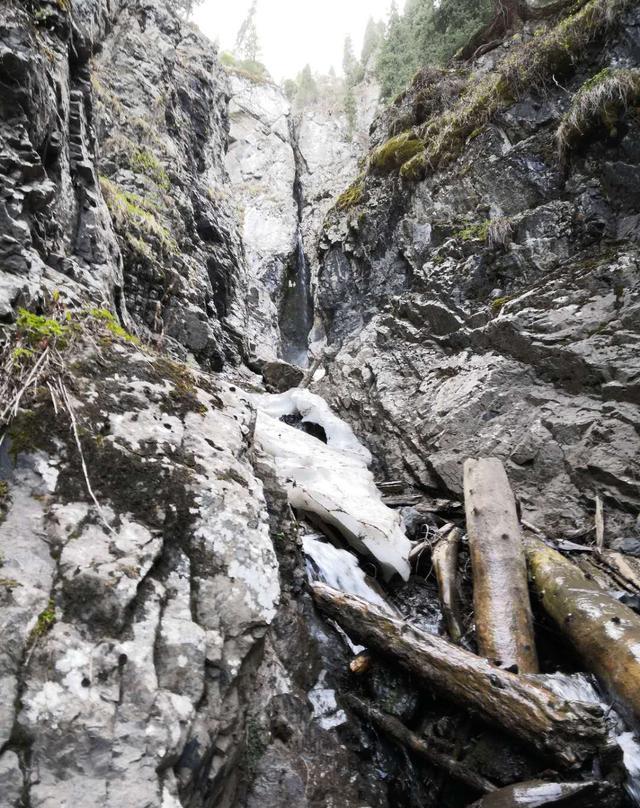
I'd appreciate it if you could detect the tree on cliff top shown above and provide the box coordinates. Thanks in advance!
[375,0,494,99]
[176,0,204,16]
[235,1,261,64]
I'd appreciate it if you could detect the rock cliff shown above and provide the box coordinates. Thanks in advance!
[313,0,640,540]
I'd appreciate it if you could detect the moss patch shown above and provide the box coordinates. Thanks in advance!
[369,131,425,175]
[455,220,491,242]
[28,599,56,646]
[335,177,365,210]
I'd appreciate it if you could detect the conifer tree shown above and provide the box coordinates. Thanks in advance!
[235,1,260,64]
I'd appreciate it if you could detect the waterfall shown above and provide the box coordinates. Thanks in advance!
[280,228,313,368]
[279,116,314,368]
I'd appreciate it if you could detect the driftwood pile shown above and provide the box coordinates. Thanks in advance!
[312,457,640,807]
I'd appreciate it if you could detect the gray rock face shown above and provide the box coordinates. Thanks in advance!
[314,9,640,539]
[0,340,280,808]
[225,73,298,363]
[224,68,380,366]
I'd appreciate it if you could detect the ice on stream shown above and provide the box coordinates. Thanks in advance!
[302,534,395,614]
[254,389,411,580]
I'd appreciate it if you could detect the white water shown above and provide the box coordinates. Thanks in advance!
[254,389,412,580]
[302,534,395,614]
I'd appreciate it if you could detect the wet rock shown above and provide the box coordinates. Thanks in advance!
[262,359,305,393]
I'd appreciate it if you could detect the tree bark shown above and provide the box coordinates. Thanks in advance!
[468,779,620,807]
[311,583,608,769]
[344,694,498,794]
[432,527,465,644]
[464,458,538,673]
[525,535,640,722]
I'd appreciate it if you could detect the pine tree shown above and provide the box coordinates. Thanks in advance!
[177,0,204,16]
[361,17,384,66]
[296,65,319,106]
[375,1,416,99]
[343,35,358,81]
[235,1,260,64]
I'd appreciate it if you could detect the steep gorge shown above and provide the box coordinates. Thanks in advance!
[0,1,640,807]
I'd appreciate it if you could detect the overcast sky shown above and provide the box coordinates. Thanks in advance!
[192,0,393,82]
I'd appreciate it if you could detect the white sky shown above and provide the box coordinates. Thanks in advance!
[192,0,393,82]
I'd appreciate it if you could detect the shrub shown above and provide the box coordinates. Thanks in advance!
[385,0,636,181]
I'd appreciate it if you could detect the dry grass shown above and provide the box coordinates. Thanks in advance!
[557,67,640,155]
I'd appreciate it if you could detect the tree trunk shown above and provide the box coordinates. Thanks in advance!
[525,535,640,722]
[344,694,498,794]
[468,779,620,807]
[432,527,465,644]
[311,583,608,769]
[464,458,538,673]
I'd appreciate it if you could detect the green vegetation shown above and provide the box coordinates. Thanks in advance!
[375,0,493,99]
[373,0,635,181]
[400,151,428,182]
[221,1,271,83]
[29,599,56,645]
[220,51,270,84]
[88,308,140,344]
[336,178,365,210]
[100,176,177,256]
[557,67,640,155]
[131,148,170,191]
[455,220,490,242]
[491,295,514,314]
[16,308,70,348]
[370,131,425,174]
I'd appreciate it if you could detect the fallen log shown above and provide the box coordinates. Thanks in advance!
[525,535,640,722]
[432,527,465,643]
[464,458,538,673]
[345,694,498,794]
[468,778,619,807]
[311,583,608,768]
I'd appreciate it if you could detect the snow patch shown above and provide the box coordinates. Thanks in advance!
[254,388,371,463]
[253,391,411,580]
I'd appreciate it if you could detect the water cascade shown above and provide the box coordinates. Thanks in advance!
[280,229,313,367]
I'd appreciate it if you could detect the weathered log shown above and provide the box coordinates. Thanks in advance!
[464,458,538,673]
[525,535,640,722]
[311,583,608,768]
[468,778,619,807]
[433,527,465,643]
[345,694,498,794]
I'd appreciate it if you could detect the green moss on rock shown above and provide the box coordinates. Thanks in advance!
[336,178,365,210]
[370,132,425,175]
